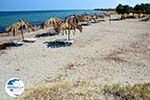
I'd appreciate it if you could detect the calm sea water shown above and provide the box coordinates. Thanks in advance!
[0,10,104,32]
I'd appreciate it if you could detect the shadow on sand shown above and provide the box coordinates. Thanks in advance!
[35,31,58,38]
[0,42,23,50]
[44,40,72,48]
[110,19,121,21]
[0,39,36,50]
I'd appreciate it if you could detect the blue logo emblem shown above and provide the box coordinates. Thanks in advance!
[5,78,24,97]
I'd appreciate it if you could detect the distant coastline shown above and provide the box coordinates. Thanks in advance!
[94,8,115,11]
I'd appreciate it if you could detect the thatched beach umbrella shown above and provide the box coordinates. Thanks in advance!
[66,14,86,24]
[40,17,63,30]
[58,17,83,41]
[49,17,64,32]
[75,15,85,22]
[80,13,96,23]
[104,13,112,23]
[6,19,34,40]
[97,14,105,18]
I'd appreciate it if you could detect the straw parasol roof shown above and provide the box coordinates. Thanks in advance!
[58,17,83,41]
[40,17,63,29]
[6,19,35,40]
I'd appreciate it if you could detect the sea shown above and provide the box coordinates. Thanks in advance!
[0,10,104,32]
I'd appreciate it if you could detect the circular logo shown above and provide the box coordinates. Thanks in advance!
[5,78,24,97]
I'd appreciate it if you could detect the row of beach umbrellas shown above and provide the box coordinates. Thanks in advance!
[5,13,113,42]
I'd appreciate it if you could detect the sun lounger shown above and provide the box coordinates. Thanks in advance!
[55,38,74,45]
[11,40,24,46]
[79,22,89,26]
[140,16,150,22]
[23,38,37,43]
[11,38,36,46]
[96,19,105,22]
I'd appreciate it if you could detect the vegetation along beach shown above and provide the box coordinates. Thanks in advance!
[0,1,150,100]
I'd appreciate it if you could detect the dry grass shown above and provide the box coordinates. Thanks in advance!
[17,81,150,100]
[16,82,72,100]
[103,83,150,100]
[16,81,102,100]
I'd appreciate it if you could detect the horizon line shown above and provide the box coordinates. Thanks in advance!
[0,9,97,12]
[0,7,117,12]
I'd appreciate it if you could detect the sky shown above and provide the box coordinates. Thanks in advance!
[0,0,150,11]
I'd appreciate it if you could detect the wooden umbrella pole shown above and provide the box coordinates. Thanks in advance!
[109,16,111,24]
[68,29,71,41]
[20,25,24,40]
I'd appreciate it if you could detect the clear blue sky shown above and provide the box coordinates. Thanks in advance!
[0,0,149,11]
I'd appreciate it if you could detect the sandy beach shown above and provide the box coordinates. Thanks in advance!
[0,19,150,99]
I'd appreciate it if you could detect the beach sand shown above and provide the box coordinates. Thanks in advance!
[0,19,150,99]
